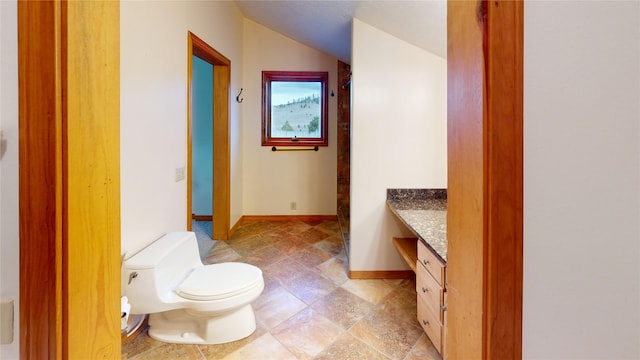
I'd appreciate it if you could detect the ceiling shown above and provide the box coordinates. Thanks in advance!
[234,0,447,64]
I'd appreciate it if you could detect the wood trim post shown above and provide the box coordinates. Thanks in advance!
[64,2,121,358]
[446,1,486,356]
[212,64,230,240]
[484,1,523,358]
[446,0,523,358]
[18,1,63,357]
[19,1,121,358]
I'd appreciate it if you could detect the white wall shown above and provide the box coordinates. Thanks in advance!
[0,0,19,357]
[242,19,337,216]
[523,1,640,358]
[120,1,244,257]
[350,18,447,271]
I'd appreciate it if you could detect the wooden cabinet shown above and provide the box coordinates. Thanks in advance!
[416,240,446,355]
[418,240,445,285]
[391,237,446,355]
[417,296,443,352]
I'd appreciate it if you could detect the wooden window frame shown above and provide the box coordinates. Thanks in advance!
[261,71,329,147]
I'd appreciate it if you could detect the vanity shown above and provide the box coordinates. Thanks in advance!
[386,189,447,355]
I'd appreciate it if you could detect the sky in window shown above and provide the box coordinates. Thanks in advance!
[271,81,321,106]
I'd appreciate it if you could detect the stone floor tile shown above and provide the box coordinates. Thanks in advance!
[198,325,268,359]
[271,308,344,359]
[201,241,242,264]
[221,333,297,360]
[122,327,163,360]
[313,237,345,257]
[282,268,337,305]
[298,227,330,244]
[227,235,269,257]
[241,244,289,269]
[404,333,443,360]
[278,221,312,234]
[269,236,311,257]
[287,245,333,268]
[314,220,341,236]
[314,332,389,360]
[263,256,307,286]
[316,257,350,285]
[377,285,418,326]
[128,340,203,360]
[349,307,423,360]
[341,278,395,304]
[310,287,374,329]
[253,285,307,330]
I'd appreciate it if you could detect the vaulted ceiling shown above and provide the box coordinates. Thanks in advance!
[234,0,447,63]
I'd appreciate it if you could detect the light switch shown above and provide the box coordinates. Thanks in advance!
[0,299,13,344]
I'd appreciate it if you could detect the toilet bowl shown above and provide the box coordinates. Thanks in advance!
[123,231,264,344]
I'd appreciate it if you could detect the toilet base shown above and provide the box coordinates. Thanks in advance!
[147,304,257,344]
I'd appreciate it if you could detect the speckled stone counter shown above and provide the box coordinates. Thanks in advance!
[386,189,448,262]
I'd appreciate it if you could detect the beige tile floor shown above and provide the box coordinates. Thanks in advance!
[122,219,443,360]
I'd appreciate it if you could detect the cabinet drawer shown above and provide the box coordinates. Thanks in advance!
[417,296,443,354]
[417,241,445,285]
[416,263,444,323]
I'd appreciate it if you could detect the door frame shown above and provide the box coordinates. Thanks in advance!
[16,3,522,357]
[445,1,523,358]
[186,32,231,240]
[18,1,121,358]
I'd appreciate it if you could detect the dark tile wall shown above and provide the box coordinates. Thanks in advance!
[337,60,351,213]
[337,60,351,258]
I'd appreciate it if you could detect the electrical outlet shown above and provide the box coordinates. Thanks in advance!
[175,167,185,182]
[290,201,297,210]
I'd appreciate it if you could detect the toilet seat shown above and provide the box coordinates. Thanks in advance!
[176,262,263,301]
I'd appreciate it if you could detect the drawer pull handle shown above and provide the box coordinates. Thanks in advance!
[422,319,429,326]
[423,259,430,266]
[421,287,429,293]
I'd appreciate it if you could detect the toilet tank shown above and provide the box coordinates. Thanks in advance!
[124,232,202,313]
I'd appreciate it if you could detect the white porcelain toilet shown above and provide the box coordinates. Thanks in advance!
[123,231,264,344]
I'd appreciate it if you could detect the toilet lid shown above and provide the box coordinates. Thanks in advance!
[176,262,263,301]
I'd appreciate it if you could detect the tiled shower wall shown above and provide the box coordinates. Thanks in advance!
[337,60,351,258]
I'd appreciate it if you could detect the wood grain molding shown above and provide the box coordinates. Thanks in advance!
[18,2,62,358]
[446,3,486,356]
[348,270,415,280]
[192,214,213,221]
[446,0,523,358]
[64,2,121,358]
[19,1,121,358]
[484,1,523,358]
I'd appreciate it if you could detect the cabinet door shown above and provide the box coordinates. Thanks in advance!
[417,296,443,354]
[416,264,444,323]
[417,241,445,285]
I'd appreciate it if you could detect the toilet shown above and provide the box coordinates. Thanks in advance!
[123,231,264,344]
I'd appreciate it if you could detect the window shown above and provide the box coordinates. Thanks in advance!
[262,71,328,147]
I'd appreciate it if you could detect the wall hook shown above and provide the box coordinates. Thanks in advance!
[331,90,335,97]
[236,88,244,103]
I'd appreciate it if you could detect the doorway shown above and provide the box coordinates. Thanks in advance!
[187,32,231,241]
[191,55,214,246]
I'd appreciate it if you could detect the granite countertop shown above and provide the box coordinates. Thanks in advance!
[386,189,448,262]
